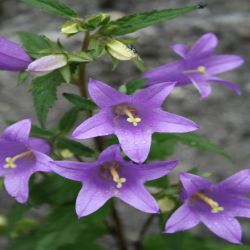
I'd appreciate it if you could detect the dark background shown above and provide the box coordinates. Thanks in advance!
[0,0,250,249]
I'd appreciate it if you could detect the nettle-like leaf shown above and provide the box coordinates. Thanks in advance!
[30,71,64,128]
[17,32,61,58]
[101,5,203,36]
[59,107,80,133]
[22,0,79,19]
[63,93,97,111]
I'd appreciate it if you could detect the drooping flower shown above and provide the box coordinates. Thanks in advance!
[165,171,250,244]
[72,79,198,163]
[0,119,52,203]
[51,144,178,217]
[26,54,67,76]
[0,37,32,71]
[143,33,244,99]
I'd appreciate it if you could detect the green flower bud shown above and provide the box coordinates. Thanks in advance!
[106,40,137,61]
[61,20,83,35]
[86,13,110,29]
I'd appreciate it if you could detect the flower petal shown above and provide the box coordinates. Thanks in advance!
[201,213,242,244]
[216,169,250,195]
[28,137,50,154]
[4,167,33,203]
[150,109,199,133]
[98,144,123,163]
[119,183,159,213]
[2,119,31,143]
[115,126,152,163]
[180,172,212,196]
[133,82,176,107]
[208,76,241,95]
[188,33,218,58]
[72,109,114,139]
[88,79,128,108]
[164,203,200,233]
[50,161,97,181]
[170,44,189,58]
[76,183,111,217]
[33,151,53,172]
[188,76,212,99]
[205,55,244,75]
[135,160,178,182]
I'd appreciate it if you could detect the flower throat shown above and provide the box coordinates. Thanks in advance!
[4,151,32,169]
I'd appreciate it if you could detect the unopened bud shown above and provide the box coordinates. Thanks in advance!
[106,40,137,61]
[86,13,110,29]
[61,20,83,35]
[27,54,67,76]
[60,149,74,159]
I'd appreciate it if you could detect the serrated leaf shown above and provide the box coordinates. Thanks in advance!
[18,72,30,85]
[101,5,199,36]
[30,71,64,128]
[17,32,61,58]
[63,93,97,111]
[56,137,95,157]
[22,0,78,19]
[59,107,80,133]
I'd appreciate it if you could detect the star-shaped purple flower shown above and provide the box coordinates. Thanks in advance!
[0,37,32,71]
[51,144,178,217]
[72,79,198,163]
[165,171,250,244]
[0,119,52,203]
[143,33,244,99]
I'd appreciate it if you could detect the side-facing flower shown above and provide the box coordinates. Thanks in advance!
[143,33,244,99]
[51,144,178,217]
[26,54,67,76]
[165,171,250,244]
[72,79,198,163]
[0,37,32,71]
[0,119,52,203]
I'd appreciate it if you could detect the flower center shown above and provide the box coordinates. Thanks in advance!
[3,151,32,169]
[182,66,207,75]
[193,192,224,213]
[100,161,127,188]
[112,104,141,126]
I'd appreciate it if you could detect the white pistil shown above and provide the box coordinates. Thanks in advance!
[182,66,207,75]
[195,192,224,213]
[110,163,126,189]
[124,109,141,126]
[3,151,31,169]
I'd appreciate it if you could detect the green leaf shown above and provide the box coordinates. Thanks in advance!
[22,0,78,19]
[17,32,61,58]
[101,5,200,36]
[125,78,146,94]
[63,93,97,111]
[30,125,55,138]
[59,65,71,83]
[18,72,30,85]
[30,71,64,128]
[56,137,95,157]
[59,107,80,133]
[68,51,93,63]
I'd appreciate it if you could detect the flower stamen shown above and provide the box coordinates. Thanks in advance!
[182,66,207,75]
[194,192,224,213]
[4,151,31,169]
[109,162,126,188]
[123,109,141,126]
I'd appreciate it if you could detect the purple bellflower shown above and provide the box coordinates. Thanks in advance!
[0,119,52,203]
[143,33,244,99]
[0,37,32,71]
[165,171,250,244]
[72,79,198,163]
[51,144,178,217]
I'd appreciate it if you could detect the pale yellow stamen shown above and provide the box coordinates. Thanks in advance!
[182,66,207,75]
[124,109,142,126]
[3,151,31,169]
[195,192,224,213]
[110,164,126,189]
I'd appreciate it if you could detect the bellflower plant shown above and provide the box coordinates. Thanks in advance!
[72,79,198,163]
[0,1,247,249]
[0,119,52,203]
[165,171,250,244]
[143,33,244,98]
[51,144,178,217]
[0,37,32,71]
